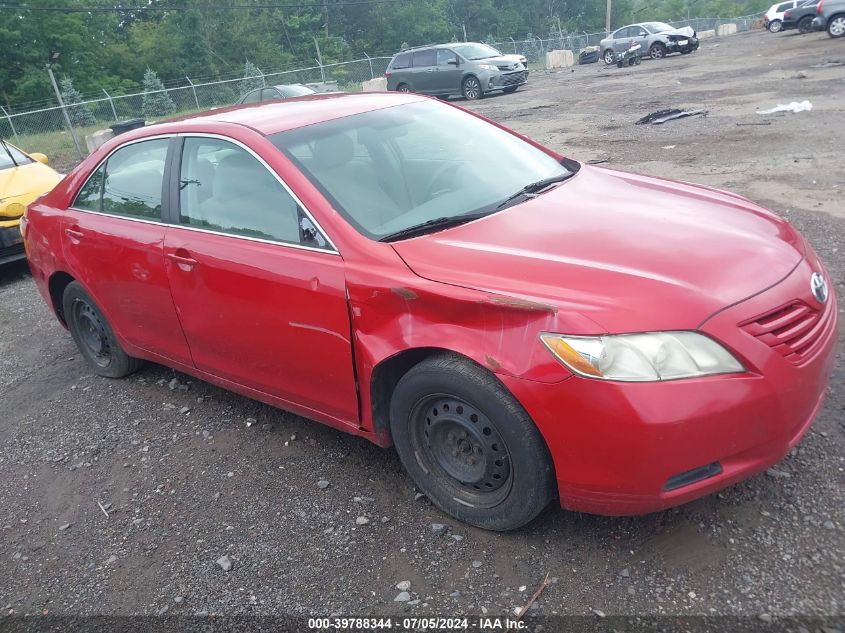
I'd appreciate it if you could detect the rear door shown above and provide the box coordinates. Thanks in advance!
[162,134,359,425]
[62,136,193,365]
[613,27,633,52]
[410,49,437,93]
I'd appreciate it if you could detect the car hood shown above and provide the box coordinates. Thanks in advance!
[0,162,62,206]
[391,165,804,334]
[658,25,696,38]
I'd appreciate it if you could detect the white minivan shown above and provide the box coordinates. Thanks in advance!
[764,0,804,31]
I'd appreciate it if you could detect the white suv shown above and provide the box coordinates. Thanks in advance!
[764,0,803,31]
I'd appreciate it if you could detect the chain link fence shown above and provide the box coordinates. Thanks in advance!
[1,15,759,171]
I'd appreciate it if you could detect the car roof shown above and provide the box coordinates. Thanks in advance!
[159,92,428,136]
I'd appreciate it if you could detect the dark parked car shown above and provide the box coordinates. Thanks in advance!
[783,0,821,32]
[812,0,845,35]
[385,43,528,100]
[237,84,317,105]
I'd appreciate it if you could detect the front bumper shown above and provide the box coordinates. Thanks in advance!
[0,224,25,265]
[501,257,837,516]
[483,68,529,93]
[812,16,825,29]
[667,36,699,53]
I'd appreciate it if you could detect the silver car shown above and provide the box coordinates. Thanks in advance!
[599,22,700,64]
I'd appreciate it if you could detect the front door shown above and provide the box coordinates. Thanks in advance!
[433,49,463,94]
[62,136,193,365]
[163,135,359,425]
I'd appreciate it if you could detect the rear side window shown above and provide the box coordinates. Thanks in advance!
[391,52,411,69]
[261,88,281,101]
[776,2,792,10]
[412,49,436,67]
[178,137,329,249]
[73,138,168,221]
[612,27,628,38]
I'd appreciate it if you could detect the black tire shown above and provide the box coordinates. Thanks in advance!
[503,86,518,94]
[768,19,783,32]
[62,281,143,378]
[461,75,483,100]
[389,353,555,531]
[798,15,815,33]
[649,42,667,60]
[396,83,412,93]
[680,48,693,54]
[828,14,845,37]
[602,49,615,65]
[634,56,642,65]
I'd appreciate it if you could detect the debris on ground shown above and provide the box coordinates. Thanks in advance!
[812,59,844,68]
[636,108,707,125]
[215,555,232,572]
[757,100,812,115]
[515,573,551,621]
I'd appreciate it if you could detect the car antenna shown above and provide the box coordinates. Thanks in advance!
[0,137,19,168]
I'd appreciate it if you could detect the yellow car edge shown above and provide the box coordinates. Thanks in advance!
[0,140,63,265]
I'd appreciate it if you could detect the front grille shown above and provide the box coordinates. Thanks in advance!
[501,70,527,86]
[0,242,25,263]
[741,299,834,365]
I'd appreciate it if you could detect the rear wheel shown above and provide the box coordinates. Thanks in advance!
[389,353,555,531]
[396,83,412,93]
[798,15,815,33]
[62,281,144,378]
[603,49,615,65]
[768,19,783,32]
[649,42,667,59]
[462,75,483,100]
[829,15,845,37]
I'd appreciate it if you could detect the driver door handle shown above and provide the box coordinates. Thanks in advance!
[166,251,198,271]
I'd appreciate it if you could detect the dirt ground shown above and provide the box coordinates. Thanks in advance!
[1,28,843,628]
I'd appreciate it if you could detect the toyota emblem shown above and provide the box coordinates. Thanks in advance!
[810,272,829,304]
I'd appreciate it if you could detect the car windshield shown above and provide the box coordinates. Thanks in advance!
[452,43,501,60]
[0,140,33,170]
[643,22,676,33]
[277,84,316,98]
[270,100,573,241]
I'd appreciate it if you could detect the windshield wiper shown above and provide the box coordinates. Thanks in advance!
[495,173,573,211]
[379,210,492,242]
[0,138,19,168]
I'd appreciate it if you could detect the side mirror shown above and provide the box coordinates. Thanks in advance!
[448,59,459,66]
[30,152,49,165]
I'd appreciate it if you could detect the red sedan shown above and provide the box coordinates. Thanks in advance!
[22,93,837,530]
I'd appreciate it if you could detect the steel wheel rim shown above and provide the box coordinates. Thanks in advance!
[651,46,664,59]
[831,17,845,35]
[770,21,782,31]
[410,395,512,508]
[73,299,112,368]
[604,50,614,64]
[464,78,480,99]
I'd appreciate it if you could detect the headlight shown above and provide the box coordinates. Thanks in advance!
[540,331,744,382]
[479,64,498,71]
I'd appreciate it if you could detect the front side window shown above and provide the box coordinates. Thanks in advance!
[73,138,167,219]
[412,49,436,67]
[613,27,631,38]
[436,49,459,66]
[271,100,573,241]
[241,89,262,104]
[178,136,329,249]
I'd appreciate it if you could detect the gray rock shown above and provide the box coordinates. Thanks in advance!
[394,591,411,602]
[472,560,483,568]
[216,555,233,572]
[59,523,71,531]
[766,468,792,479]
[619,568,630,578]
[758,614,773,623]
[356,516,370,525]
[823,520,836,530]
[317,480,330,490]
[592,609,606,618]
[431,523,448,536]
[396,580,411,591]
[450,591,462,598]
[174,596,184,604]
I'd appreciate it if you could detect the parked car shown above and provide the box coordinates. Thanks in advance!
[385,42,528,100]
[764,0,806,31]
[237,83,317,105]
[23,93,836,530]
[0,139,62,265]
[811,0,845,36]
[783,0,822,32]
[600,22,699,64]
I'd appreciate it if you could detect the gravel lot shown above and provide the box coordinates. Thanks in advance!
[1,28,843,628]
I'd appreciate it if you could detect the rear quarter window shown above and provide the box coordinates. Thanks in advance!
[391,52,412,69]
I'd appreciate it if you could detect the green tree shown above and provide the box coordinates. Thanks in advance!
[59,76,95,127]
[142,68,175,119]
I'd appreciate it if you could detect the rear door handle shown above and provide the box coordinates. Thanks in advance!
[166,252,198,270]
[65,228,83,243]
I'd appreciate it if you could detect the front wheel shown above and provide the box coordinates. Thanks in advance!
[63,281,144,378]
[389,353,555,531]
[768,19,783,32]
[649,42,667,59]
[603,49,615,65]
[462,76,483,100]
[829,15,845,37]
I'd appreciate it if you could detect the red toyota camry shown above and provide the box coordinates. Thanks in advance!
[22,93,836,530]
